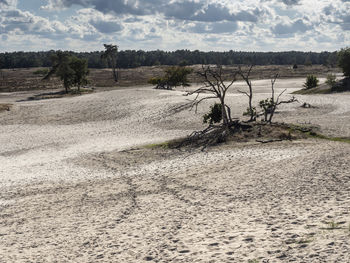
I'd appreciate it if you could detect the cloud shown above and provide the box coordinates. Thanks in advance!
[186,21,238,34]
[272,18,313,35]
[0,9,55,35]
[42,0,264,23]
[186,4,261,22]
[281,0,300,5]
[89,20,122,33]
[322,1,350,30]
[75,8,123,34]
[0,0,17,9]
[0,7,99,40]
[162,1,203,20]
[41,0,90,10]
[1,0,350,52]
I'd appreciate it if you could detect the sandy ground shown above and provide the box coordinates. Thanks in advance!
[0,78,349,262]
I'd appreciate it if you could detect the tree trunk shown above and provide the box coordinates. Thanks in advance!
[220,99,229,126]
[64,79,69,93]
[248,85,254,121]
[268,105,276,123]
[112,67,118,82]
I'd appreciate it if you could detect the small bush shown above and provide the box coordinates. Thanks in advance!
[303,75,319,89]
[243,107,257,119]
[148,66,193,89]
[325,74,336,88]
[164,66,193,87]
[33,68,49,75]
[148,77,162,85]
[203,103,222,124]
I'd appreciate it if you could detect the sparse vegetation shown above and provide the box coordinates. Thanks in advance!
[303,75,319,89]
[238,69,297,123]
[257,74,297,123]
[326,74,337,88]
[33,68,49,76]
[43,51,89,93]
[296,238,313,244]
[176,66,300,149]
[149,66,193,90]
[203,103,222,124]
[321,221,341,230]
[0,65,339,92]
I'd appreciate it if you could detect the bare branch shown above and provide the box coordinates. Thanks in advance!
[189,65,238,126]
[190,96,218,113]
[237,90,250,97]
[276,88,287,104]
[276,96,298,106]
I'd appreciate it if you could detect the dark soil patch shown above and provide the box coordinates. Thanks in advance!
[0,103,12,112]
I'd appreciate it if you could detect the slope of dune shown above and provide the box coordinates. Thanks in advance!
[0,78,349,262]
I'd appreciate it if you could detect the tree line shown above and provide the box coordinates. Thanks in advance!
[0,50,338,69]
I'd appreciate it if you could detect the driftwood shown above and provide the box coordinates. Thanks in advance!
[176,120,244,151]
[256,139,283,143]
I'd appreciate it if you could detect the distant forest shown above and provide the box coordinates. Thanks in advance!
[0,50,338,69]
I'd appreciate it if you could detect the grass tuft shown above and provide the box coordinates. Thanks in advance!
[292,87,331,95]
[320,221,342,230]
[143,141,170,149]
[307,132,350,143]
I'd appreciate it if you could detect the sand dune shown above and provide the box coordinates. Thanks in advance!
[0,79,349,262]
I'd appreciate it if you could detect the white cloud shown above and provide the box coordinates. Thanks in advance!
[0,0,349,52]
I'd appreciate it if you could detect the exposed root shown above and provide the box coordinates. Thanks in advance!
[170,121,312,150]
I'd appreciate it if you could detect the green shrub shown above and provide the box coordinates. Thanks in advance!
[243,107,257,119]
[148,77,162,85]
[203,103,222,124]
[303,75,319,89]
[148,66,193,89]
[326,74,336,88]
[338,47,350,77]
[33,68,49,75]
[164,66,193,87]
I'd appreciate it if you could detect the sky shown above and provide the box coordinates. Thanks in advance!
[0,0,349,52]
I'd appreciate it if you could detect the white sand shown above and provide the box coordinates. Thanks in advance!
[0,79,349,262]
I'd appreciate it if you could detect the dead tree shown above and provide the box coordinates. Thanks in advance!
[237,65,255,121]
[186,65,237,127]
[259,74,297,123]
